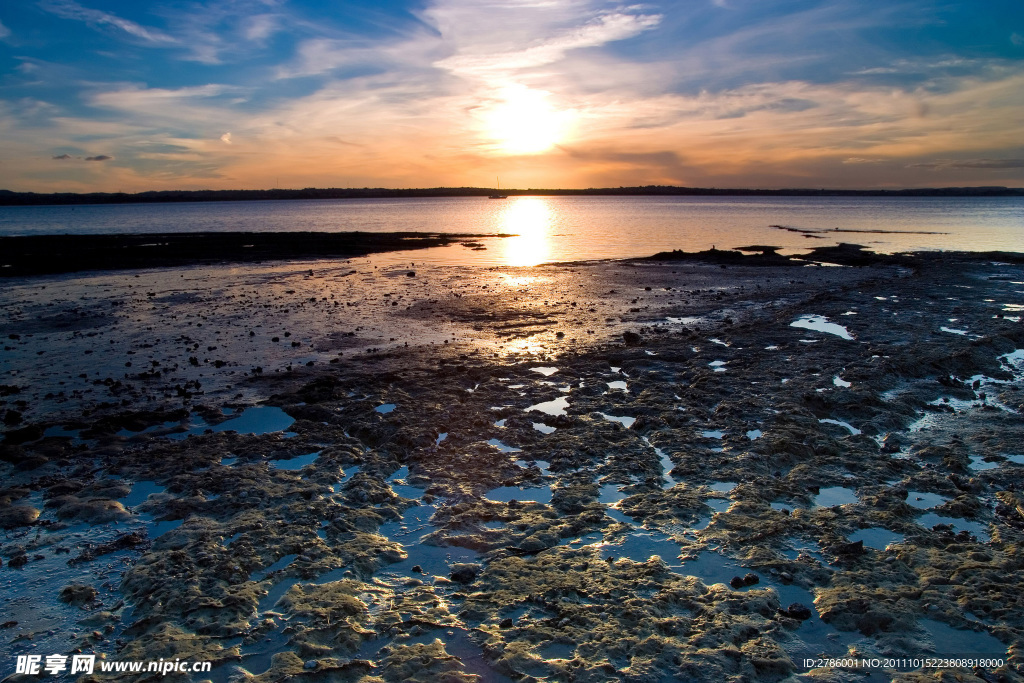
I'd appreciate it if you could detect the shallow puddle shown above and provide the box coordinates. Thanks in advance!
[849,527,904,550]
[598,483,628,504]
[269,450,320,470]
[332,465,362,493]
[115,480,182,539]
[164,406,296,440]
[599,412,635,428]
[600,528,682,566]
[486,484,553,504]
[559,531,604,547]
[905,490,947,509]
[486,438,521,453]
[918,512,990,541]
[526,396,569,416]
[530,366,559,376]
[117,420,180,438]
[818,418,861,435]
[643,437,678,488]
[515,459,551,475]
[968,455,999,471]
[149,519,183,538]
[746,429,762,439]
[833,375,851,388]
[250,553,298,582]
[386,465,424,499]
[216,406,296,434]
[1007,454,1024,464]
[701,430,725,439]
[375,403,397,414]
[605,507,632,524]
[119,480,166,509]
[781,538,826,563]
[708,481,736,493]
[379,504,480,578]
[606,380,628,392]
[222,532,243,547]
[706,498,731,513]
[532,422,556,434]
[814,486,857,507]
[918,618,1006,656]
[790,314,854,340]
[42,425,94,446]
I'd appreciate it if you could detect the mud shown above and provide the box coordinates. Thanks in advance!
[2,247,1024,682]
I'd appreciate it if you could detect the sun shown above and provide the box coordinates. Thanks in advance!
[484,85,574,155]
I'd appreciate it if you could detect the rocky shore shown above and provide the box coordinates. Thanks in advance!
[2,245,1023,682]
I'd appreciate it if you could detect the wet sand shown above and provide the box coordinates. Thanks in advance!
[2,245,1024,682]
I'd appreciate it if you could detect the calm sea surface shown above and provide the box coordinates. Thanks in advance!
[1,196,1020,267]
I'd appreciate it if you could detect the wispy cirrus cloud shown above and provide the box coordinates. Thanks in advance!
[435,8,662,76]
[0,19,11,39]
[909,158,1024,169]
[38,0,176,44]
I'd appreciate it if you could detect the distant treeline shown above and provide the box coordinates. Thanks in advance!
[1,185,1022,206]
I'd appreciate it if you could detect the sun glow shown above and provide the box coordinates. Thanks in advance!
[499,196,553,267]
[484,85,574,155]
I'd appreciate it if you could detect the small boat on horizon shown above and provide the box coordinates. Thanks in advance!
[489,176,508,199]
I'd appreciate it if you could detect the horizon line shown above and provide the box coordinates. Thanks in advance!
[1,184,1022,207]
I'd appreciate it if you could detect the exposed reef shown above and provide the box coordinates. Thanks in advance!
[2,248,1024,682]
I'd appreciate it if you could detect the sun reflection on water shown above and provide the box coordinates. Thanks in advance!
[498,197,553,267]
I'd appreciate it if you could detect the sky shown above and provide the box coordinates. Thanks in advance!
[1,0,1023,192]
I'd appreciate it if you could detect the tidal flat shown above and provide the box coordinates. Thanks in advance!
[2,244,1024,682]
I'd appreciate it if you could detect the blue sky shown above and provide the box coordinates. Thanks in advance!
[1,0,1022,191]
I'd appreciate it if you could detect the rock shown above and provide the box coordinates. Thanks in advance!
[407,271,416,277]
[411,565,423,574]
[622,331,642,346]
[499,618,514,628]
[0,505,40,529]
[880,433,904,453]
[450,563,481,584]
[827,540,864,557]
[50,496,131,524]
[8,554,28,568]
[784,603,813,620]
[59,584,98,605]
[730,573,760,588]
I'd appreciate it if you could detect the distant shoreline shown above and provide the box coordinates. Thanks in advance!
[3,231,1023,278]
[1,185,1022,207]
